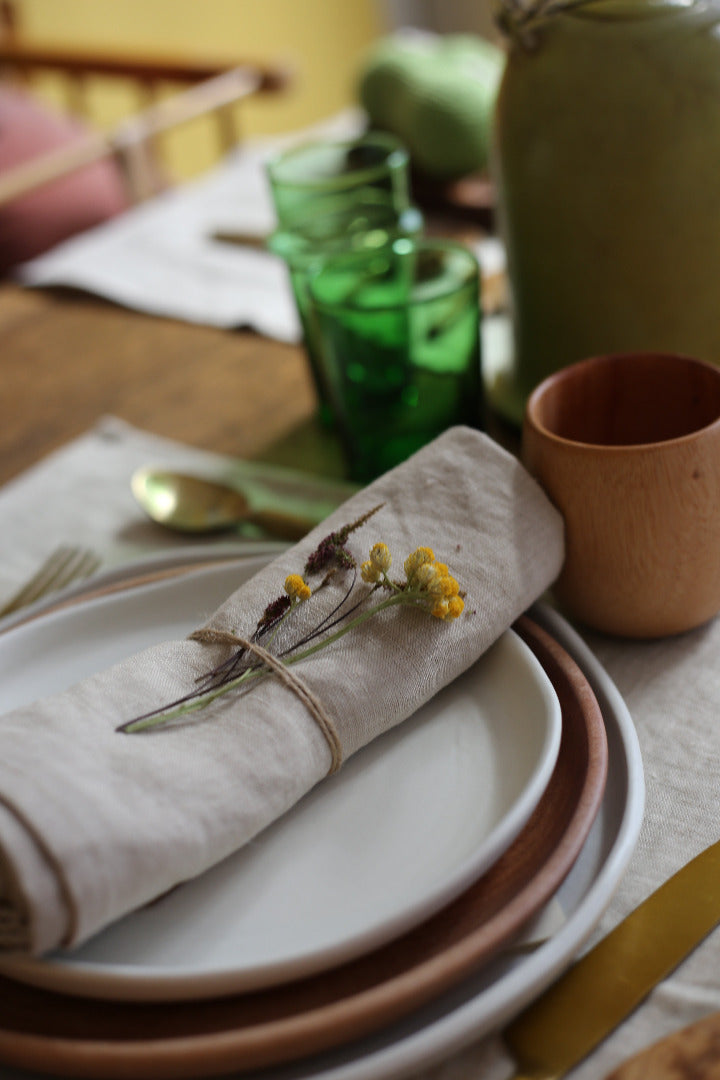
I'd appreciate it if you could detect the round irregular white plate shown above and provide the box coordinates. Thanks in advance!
[0,557,562,1000]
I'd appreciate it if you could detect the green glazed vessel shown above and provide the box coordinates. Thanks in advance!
[492,0,720,425]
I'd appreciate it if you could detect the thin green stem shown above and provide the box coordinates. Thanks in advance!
[122,666,261,732]
[120,590,427,734]
[284,591,410,663]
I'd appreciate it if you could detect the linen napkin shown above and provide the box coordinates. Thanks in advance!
[0,427,564,955]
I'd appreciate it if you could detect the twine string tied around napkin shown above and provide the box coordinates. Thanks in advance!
[189,627,343,774]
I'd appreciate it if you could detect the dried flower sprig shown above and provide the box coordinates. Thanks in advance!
[117,507,464,735]
[303,504,383,575]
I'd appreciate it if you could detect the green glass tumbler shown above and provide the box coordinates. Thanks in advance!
[266,134,419,426]
[309,239,482,481]
[269,196,423,427]
[266,132,412,231]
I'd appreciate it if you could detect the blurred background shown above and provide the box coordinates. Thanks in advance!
[1,0,499,181]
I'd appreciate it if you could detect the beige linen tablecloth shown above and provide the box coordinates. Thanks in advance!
[1,419,720,1080]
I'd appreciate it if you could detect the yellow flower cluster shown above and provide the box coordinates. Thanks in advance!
[404,546,464,620]
[361,542,464,621]
[284,573,311,602]
[360,541,392,583]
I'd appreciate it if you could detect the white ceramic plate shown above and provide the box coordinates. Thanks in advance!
[0,558,562,1000]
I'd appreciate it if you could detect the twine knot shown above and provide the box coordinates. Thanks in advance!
[189,627,343,774]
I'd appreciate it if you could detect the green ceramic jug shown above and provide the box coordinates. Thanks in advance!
[491,0,720,425]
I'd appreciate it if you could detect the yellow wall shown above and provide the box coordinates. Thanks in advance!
[11,0,388,177]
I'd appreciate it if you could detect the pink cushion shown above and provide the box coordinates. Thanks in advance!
[0,85,130,275]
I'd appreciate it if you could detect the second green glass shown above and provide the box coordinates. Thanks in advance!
[266,132,412,231]
[266,134,421,425]
[269,197,423,426]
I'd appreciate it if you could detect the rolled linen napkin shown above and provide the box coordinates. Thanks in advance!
[0,428,564,955]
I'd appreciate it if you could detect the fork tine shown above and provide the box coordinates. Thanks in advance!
[0,546,75,616]
[20,547,81,602]
[0,546,100,618]
[46,549,101,595]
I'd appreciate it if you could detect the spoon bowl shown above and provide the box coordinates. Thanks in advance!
[131,468,314,541]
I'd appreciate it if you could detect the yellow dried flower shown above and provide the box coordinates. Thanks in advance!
[284,574,311,602]
[431,599,450,619]
[404,546,435,578]
[446,596,465,619]
[439,574,460,598]
[360,559,381,584]
[369,541,392,573]
[412,562,440,590]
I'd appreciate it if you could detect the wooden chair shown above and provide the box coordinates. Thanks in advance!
[0,0,291,206]
[0,65,289,206]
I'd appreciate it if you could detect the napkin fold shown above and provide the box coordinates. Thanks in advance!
[0,428,563,955]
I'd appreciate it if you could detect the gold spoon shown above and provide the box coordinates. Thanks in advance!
[131,467,315,541]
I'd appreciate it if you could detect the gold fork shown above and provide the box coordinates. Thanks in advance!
[0,545,101,619]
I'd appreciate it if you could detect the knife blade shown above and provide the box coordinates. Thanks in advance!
[503,836,720,1079]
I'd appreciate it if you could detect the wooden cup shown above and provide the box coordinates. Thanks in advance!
[522,352,720,637]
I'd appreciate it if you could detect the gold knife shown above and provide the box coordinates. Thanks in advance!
[503,836,720,1079]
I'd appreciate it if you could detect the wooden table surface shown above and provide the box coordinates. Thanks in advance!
[0,232,516,490]
[0,282,351,489]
